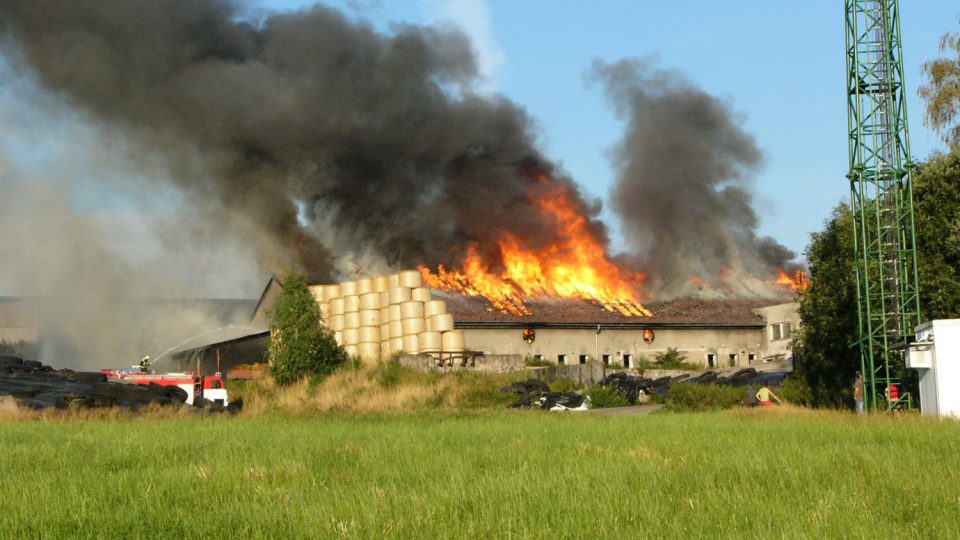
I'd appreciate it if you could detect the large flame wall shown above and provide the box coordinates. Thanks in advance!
[309,271,464,364]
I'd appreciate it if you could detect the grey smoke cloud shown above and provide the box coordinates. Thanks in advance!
[593,59,797,298]
[0,0,606,282]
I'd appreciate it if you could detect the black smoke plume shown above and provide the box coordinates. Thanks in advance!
[594,59,798,298]
[0,0,606,280]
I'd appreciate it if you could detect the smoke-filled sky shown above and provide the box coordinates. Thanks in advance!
[0,0,956,366]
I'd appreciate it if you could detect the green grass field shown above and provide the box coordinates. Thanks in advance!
[0,409,957,538]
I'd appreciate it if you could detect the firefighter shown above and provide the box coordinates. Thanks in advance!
[139,355,150,373]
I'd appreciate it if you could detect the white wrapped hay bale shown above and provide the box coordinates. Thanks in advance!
[401,317,425,336]
[360,293,381,310]
[357,278,373,295]
[402,334,420,354]
[344,311,361,329]
[358,326,380,344]
[343,295,360,313]
[322,285,341,302]
[358,309,380,327]
[400,301,424,320]
[342,328,360,346]
[398,270,422,288]
[419,331,442,354]
[388,286,412,305]
[412,287,432,302]
[388,320,404,339]
[387,304,402,322]
[429,313,454,333]
[329,298,346,316]
[423,300,446,318]
[441,330,465,350]
[388,273,401,289]
[339,280,358,297]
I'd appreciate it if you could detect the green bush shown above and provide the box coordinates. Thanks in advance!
[586,385,630,408]
[267,274,347,385]
[667,382,746,412]
[776,376,814,407]
[524,355,552,367]
[549,378,582,393]
[652,348,701,370]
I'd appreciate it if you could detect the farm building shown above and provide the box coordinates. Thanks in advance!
[244,271,799,371]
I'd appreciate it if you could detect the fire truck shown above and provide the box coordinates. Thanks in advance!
[101,368,229,406]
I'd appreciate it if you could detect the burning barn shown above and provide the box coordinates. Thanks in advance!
[250,270,799,370]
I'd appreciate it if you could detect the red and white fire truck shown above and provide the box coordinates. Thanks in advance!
[101,368,229,406]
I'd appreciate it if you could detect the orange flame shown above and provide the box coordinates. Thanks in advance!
[420,174,650,317]
[773,269,809,292]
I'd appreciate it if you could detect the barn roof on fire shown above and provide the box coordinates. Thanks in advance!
[435,290,791,328]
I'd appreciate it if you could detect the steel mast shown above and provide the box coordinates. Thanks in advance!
[845,0,921,411]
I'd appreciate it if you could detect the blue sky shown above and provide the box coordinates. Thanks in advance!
[259,0,958,260]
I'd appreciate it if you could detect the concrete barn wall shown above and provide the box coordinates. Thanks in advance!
[753,302,800,361]
[462,327,764,368]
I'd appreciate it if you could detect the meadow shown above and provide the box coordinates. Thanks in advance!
[0,407,957,538]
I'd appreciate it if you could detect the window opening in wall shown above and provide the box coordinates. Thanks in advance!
[748,353,757,364]
[557,354,566,365]
[579,354,588,364]
[771,322,792,341]
[623,354,632,368]
[534,354,544,362]
[602,354,611,366]
[707,353,717,368]
[728,354,738,367]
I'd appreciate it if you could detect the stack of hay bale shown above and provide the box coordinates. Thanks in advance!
[309,270,465,364]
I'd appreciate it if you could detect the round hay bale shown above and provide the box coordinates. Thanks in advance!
[380,340,392,358]
[328,315,345,332]
[412,287,432,302]
[388,304,402,321]
[339,280,358,297]
[334,331,343,345]
[388,273,401,289]
[358,342,379,361]
[402,335,420,354]
[358,326,380,344]
[380,322,392,340]
[343,295,360,313]
[356,278,373,295]
[322,284,340,301]
[389,320,404,339]
[342,328,360,346]
[329,298,345,316]
[319,302,330,319]
[430,313,454,333]
[344,344,359,357]
[400,301,424,320]
[423,300,446,318]
[401,317,425,336]
[388,287,412,305]
[372,276,389,293]
[379,291,390,306]
[379,307,389,322]
[344,311,361,329]
[390,337,404,353]
[360,293,381,310]
[441,330,465,350]
[398,270,422,288]
[419,331,442,352]
[308,285,324,303]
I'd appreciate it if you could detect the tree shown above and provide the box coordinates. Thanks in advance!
[267,274,347,385]
[793,150,960,406]
[919,30,960,148]
[792,205,859,407]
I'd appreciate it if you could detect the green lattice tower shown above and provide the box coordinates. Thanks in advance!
[845,0,921,411]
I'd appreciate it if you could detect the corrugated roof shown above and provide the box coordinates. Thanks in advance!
[437,290,789,328]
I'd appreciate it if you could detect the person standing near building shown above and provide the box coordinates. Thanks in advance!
[755,385,781,407]
[853,371,865,415]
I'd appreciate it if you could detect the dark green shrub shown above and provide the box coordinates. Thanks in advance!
[267,274,347,385]
[653,348,701,370]
[667,382,745,412]
[587,385,630,408]
[524,355,552,367]
[776,376,814,407]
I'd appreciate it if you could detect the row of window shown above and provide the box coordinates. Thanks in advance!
[536,352,760,368]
